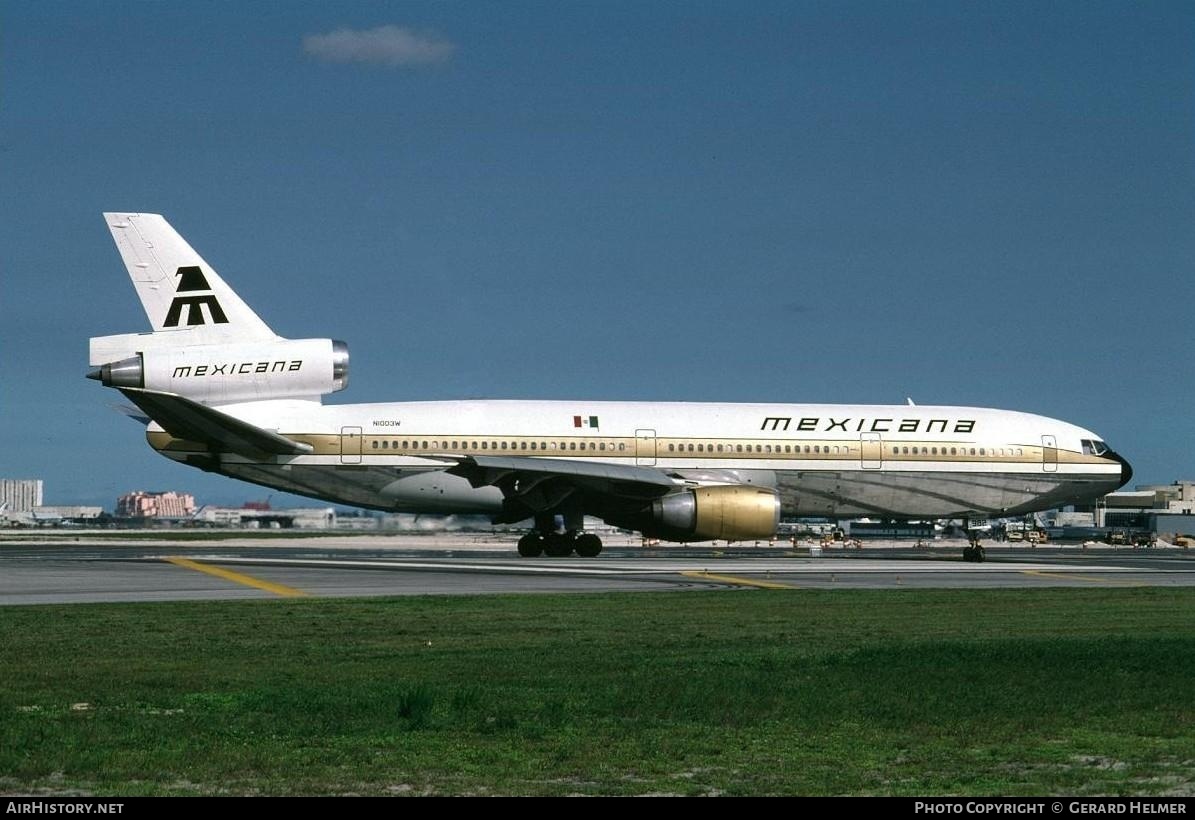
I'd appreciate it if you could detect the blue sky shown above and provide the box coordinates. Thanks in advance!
[2,1,1192,509]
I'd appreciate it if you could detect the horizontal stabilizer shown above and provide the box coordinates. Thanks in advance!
[111,402,151,426]
[117,387,313,459]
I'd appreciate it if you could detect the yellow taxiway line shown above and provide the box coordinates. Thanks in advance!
[165,557,309,597]
[681,570,797,590]
[1020,569,1145,587]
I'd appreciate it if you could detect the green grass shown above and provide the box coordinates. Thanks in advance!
[1,588,1193,795]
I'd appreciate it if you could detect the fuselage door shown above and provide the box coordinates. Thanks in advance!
[341,426,363,465]
[861,433,882,469]
[1042,434,1058,472]
[636,429,657,466]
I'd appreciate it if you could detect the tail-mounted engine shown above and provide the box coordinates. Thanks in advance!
[89,338,349,404]
[646,485,780,542]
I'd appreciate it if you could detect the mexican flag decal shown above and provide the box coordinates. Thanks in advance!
[573,415,600,429]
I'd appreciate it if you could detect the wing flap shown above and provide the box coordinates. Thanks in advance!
[446,454,676,499]
[118,387,312,459]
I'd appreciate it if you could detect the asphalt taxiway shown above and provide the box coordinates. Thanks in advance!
[2,535,1193,605]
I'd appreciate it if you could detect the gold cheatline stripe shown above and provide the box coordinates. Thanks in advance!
[1020,569,1145,587]
[165,557,309,597]
[681,570,796,590]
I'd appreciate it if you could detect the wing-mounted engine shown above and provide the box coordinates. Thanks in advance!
[89,337,349,404]
[641,485,780,542]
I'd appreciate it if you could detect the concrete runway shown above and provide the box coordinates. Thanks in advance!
[2,535,1194,605]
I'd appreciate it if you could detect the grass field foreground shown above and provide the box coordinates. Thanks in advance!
[1,587,1193,795]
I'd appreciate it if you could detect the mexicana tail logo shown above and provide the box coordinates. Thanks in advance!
[163,266,228,327]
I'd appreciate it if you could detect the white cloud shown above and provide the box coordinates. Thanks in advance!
[303,25,456,67]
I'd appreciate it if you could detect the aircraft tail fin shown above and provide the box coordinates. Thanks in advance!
[93,212,349,406]
[103,213,277,343]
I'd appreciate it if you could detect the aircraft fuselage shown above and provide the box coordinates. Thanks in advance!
[145,398,1130,520]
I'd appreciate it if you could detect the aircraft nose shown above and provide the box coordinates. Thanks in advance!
[1109,451,1133,489]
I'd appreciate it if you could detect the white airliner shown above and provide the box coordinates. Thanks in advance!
[88,213,1132,559]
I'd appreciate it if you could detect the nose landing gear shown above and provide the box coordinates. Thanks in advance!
[962,530,986,562]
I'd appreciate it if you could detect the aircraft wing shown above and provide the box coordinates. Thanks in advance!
[117,387,313,459]
[445,454,679,522]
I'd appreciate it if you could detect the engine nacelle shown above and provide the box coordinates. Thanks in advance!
[91,338,349,404]
[649,485,780,542]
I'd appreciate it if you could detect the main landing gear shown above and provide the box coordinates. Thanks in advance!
[517,531,603,558]
[962,531,986,563]
[516,510,603,558]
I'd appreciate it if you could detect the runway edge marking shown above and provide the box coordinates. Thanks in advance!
[165,557,310,598]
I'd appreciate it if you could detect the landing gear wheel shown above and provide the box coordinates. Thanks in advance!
[575,533,603,558]
[973,545,986,563]
[543,533,574,558]
[517,533,544,558]
[963,546,976,562]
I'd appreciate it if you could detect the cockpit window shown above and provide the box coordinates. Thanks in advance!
[1081,439,1109,456]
